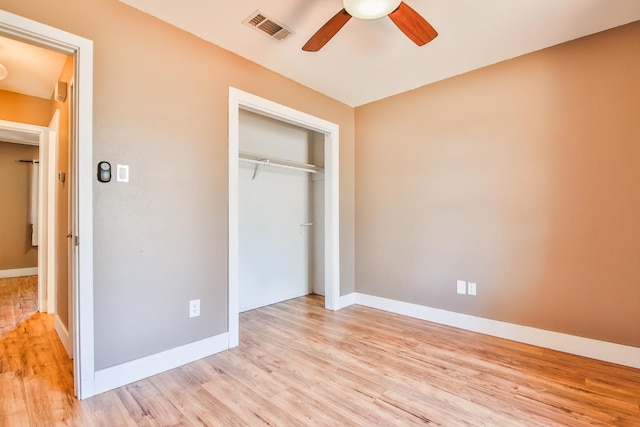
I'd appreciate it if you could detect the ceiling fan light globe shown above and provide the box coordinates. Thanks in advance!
[344,0,402,20]
[0,63,7,81]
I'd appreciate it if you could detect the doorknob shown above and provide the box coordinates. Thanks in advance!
[66,233,73,238]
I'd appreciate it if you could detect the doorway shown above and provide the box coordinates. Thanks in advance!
[0,121,51,308]
[0,10,95,399]
[228,87,340,348]
[238,110,325,312]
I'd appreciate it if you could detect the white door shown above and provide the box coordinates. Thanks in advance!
[68,81,78,359]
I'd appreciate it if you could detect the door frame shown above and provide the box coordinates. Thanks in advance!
[47,111,60,315]
[228,87,340,348]
[0,10,95,399]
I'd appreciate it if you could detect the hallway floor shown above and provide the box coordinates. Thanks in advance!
[0,275,75,424]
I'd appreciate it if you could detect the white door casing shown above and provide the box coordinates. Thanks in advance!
[0,10,95,399]
[47,111,60,314]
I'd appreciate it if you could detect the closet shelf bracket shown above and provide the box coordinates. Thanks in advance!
[251,160,268,180]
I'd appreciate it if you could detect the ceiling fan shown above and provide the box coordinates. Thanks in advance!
[302,0,438,52]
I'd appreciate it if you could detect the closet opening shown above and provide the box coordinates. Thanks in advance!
[238,110,325,312]
[228,87,340,348]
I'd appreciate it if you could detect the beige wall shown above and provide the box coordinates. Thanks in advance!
[0,142,39,270]
[52,56,74,330]
[1,0,355,369]
[0,89,51,126]
[355,21,640,348]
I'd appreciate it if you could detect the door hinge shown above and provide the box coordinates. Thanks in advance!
[74,236,79,246]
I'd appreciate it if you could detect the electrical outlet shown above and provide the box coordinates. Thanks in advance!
[189,299,200,318]
[456,280,467,295]
[468,282,477,296]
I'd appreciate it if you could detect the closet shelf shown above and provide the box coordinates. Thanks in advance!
[239,151,324,176]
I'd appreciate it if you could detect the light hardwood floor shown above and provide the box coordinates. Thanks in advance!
[0,276,75,426]
[1,276,639,426]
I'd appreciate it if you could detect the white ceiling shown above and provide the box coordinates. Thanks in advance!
[0,36,68,99]
[118,0,640,107]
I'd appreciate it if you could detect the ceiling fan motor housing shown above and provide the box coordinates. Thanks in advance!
[343,0,402,20]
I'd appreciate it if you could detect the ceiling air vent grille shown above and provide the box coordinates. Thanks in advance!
[243,11,293,41]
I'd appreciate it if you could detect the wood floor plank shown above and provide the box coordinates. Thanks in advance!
[200,370,301,425]
[0,372,29,426]
[253,340,418,425]
[119,377,199,427]
[149,364,248,426]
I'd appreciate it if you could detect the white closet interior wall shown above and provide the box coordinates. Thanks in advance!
[238,110,325,312]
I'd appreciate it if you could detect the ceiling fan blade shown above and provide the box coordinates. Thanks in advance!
[302,9,352,52]
[388,2,438,46]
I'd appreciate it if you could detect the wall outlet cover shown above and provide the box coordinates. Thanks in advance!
[468,282,477,296]
[456,280,467,295]
[189,299,200,318]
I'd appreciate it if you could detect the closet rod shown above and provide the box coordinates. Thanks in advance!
[239,157,319,174]
[18,159,39,163]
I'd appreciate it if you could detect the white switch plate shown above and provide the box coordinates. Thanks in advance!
[456,280,467,295]
[468,282,477,296]
[116,164,129,182]
[189,299,200,318]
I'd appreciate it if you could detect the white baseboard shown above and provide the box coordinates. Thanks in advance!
[339,292,356,309]
[0,267,38,279]
[54,314,72,358]
[93,333,229,395]
[346,292,640,370]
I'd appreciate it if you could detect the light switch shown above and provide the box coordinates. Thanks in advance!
[116,164,129,182]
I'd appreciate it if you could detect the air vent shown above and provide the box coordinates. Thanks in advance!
[242,11,293,41]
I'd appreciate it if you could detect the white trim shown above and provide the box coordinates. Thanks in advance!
[54,314,72,357]
[93,333,229,395]
[339,292,356,309]
[354,293,640,369]
[46,111,60,314]
[38,126,49,313]
[0,9,95,399]
[228,87,341,348]
[0,267,38,279]
[228,92,240,348]
[324,128,340,312]
[72,18,95,402]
